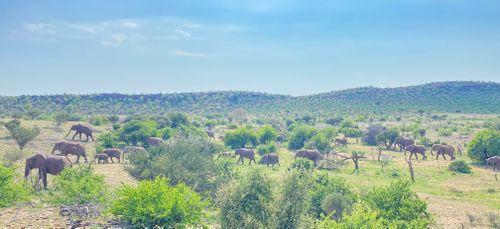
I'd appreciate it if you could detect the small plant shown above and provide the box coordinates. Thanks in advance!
[256,143,277,156]
[466,213,481,226]
[448,160,472,174]
[487,212,499,229]
[1,149,28,166]
[0,164,29,208]
[48,165,107,206]
[289,158,314,172]
[2,119,40,150]
[110,178,204,228]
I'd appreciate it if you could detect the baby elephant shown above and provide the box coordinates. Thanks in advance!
[261,154,280,167]
[93,154,109,164]
[101,148,123,163]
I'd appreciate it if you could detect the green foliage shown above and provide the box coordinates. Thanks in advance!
[257,125,277,144]
[288,125,317,150]
[437,127,453,137]
[54,113,70,126]
[467,129,500,163]
[256,143,277,156]
[326,116,344,126]
[365,180,432,228]
[362,125,386,146]
[376,128,400,149]
[217,169,274,228]
[305,133,331,154]
[316,203,384,229]
[448,160,472,174]
[88,115,108,126]
[1,149,28,166]
[340,127,363,139]
[2,119,40,150]
[168,112,189,128]
[128,136,227,193]
[48,165,107,205]
[0,164,29,208]
[339,118,355,129]
[289,158,314,173]
[310,173,356,220]
[224,126,258,149]
[118,120,158,146]
[107,115,120,124]
[275,170,312,229]
[110,178,204,228]
[321,127,338,141]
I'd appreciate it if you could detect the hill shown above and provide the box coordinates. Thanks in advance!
[0,81,498,117]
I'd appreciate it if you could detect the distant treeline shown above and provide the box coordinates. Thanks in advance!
[0,81,499,117]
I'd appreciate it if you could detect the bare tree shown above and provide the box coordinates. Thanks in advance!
[334,150,367,173]
[405,156,415,182]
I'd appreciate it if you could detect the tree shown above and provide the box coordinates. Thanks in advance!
[275,170,312,229]
[316,203,384,229]
[0,164,29,208]
[224,126,258,149]
[306,133,332,155]
[341,128,363,143]
[2,120,40,150]
[257,125,277,144]
[335,151,367,173]
[168,112,189,128]
[288,125,317,150]
[217,169,274,228]
[467,129,500,163]
[110,178,204,228]
[376,128,400,149]
[362,125,386,146]
[54,113,70,126]
[118,120,157,146]
[326,116,344,126]
[309,173,355,220]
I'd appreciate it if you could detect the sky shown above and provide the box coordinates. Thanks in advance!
[0,0,499,96]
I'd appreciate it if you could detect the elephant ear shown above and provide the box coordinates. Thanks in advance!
[33,154,47,169]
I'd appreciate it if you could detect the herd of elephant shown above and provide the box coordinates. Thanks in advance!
[23,124,165,189]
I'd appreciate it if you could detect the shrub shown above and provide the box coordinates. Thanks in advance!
[257,125,277,144]
[118,120,157,146]
[326,116,344,126]
[54,113,70,126]
[438,127,453,137]
[110,178,204,228]
[376,128,400,149]
[288,125,317,150]
[2,119,40,150]
[275,170,312,229]
[448,160,472,174]
[1,149,28,166]
[88,115,108,126]
[0,164,29,208]
[362,125,386,146]
[310,173,355,220]
[289,158,314,173]
[365,180,432,228]
[316,203,384,229]
[467,129,500,163]
[340,118,355,129]
[305,133,331,154]
[167,112,189,128]
[217,169,274,228]
[256,143,277,156]
[48,165,107,206]
[224,126,258,149]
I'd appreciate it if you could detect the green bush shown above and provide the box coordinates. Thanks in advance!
[48,165,107,206]
[289,158,314,172]
[217,169,274,228]
[448,160,472,174]
[365,180,432,228]
[257,125,278,144]
[224,126,258,149]
[118,120,158,146]
[2,119,40,150]
[467,129,500,163]
[310,173,356,220]
[110,178,204,228]
[1,149,28,166]
[0,164,29,208]
[306,133,332,154]
[88,115,108,126]
[316,203,384,229]
[256,143,277,156]
[275,170,312,229]
[288,125,317,150]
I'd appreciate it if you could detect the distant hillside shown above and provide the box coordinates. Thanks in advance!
[0,81,498,117]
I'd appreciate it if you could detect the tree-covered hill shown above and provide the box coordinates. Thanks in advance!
[0,81,498,117]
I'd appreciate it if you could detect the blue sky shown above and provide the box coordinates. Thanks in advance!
[0,0,499,95]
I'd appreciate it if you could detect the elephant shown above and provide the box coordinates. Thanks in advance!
[235,148,256,165]
[65,124,94,141]
[405,145,427,160]
[93,154,109,164]
[295,149,322,166]
[334,137,348,146]
[456,144,464,155]
[206,130,215,140]
[123,146,147,162]
[432,144,455,160]
[261,154,280,167]
[101,148,123,163]
[52,141,88,163]
[395,137,415,152]
[146,137,164,147]
[25,153,71,189]
[486,156,500,171]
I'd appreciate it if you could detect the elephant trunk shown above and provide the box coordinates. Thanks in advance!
[64,129,72,138]
[24,165,31,179]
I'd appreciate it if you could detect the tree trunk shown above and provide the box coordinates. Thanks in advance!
[405,157,415,182]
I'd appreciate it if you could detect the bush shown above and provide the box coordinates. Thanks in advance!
[376,128,400,149]
[275,170,312,229]
[448,160,472,174]
[2,119,40,150]
[224,126,258,149]
[467,129,500,163]
[257,125,277,144]
[310,173,355,220]
[326,116,344,126]
[365,180,432,228]
[1,149,28,166]
[88,115,108,126]
[48,165,107,206]
[288,125,317,150]
[217,169,274,228]
[110,178,204,228]
[168,112,190,128]
[0,164,29,208]
[256,143,277,156]
[362,125,386,146]
[305,133,331,154]
[289,158,314,173]
[316,203,384,229]
[118,120,158,146]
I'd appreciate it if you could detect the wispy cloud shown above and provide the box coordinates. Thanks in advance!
[24,23,56,34]
[171,50,213,58]
[174,29,192,38]
[121,21,139,29]
[101,34,127,46]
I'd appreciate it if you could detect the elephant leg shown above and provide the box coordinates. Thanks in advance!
[110,157,114,163]
[89,134,95,141]
[436,154,439,160]
[72,132,78,140]
[79,133,82,141]
[42,172,48,189]
[85,134,89,141]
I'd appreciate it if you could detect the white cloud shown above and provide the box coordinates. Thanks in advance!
[71,25,100,33]
[101,34,127,46]
[171,50,212,58]
[24,23,56,34]
[121,21,139,29]
[174,29,192,38]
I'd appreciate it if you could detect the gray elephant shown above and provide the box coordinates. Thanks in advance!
[206,129,215,140]
[146,137,164,147]
[295,149,322,166]
[52,141,88,163]
[334,137,348,146]
[235,148,256,165]
[25,153,71,189]
[101,148,123,163]
[123,146,147,162]
[432,144,455,160]
[261,154,280,167]
[406,145,427,160]
[486,156,500,171]
[65,124,94,141]
[93,154,109,164]
[396,137,415,151]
